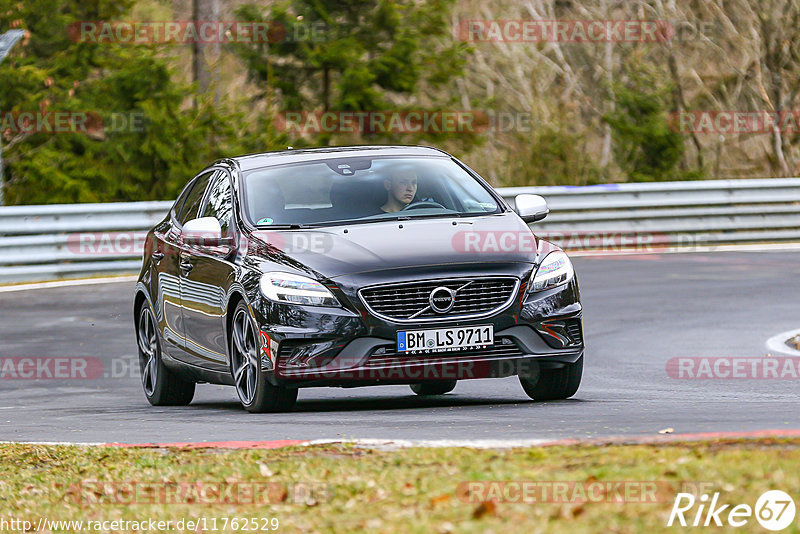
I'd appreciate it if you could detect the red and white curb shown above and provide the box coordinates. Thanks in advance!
[3,429,800,450]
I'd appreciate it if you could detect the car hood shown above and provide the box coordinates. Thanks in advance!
[249,212,539,279]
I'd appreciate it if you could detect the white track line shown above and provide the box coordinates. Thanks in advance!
[0,275,138,293]
[766,329,800,357]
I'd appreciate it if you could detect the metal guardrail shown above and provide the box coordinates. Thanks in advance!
[0,178,799,283]
[501,178,800,246]
[0,201,171,282]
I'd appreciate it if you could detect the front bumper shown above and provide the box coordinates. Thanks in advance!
[252,273,583,388]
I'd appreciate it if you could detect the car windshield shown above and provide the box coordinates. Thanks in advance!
[242,156,502,227]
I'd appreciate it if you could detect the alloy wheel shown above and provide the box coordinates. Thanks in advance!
[137,307,158,397]
[232,308,259,405]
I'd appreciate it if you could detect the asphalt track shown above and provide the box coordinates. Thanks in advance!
[0,251,798,444]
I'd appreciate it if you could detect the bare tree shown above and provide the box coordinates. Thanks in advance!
[747,0,800,176]
[193,0,220,100]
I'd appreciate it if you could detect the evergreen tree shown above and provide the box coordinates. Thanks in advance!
[0,0,255,204]
[231,0,473,145]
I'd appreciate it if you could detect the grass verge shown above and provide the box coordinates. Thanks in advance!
[1,439,799,533]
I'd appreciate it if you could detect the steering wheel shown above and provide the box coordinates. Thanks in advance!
[401,201,446,211]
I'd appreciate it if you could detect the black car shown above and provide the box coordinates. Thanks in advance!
[134,146,584,412]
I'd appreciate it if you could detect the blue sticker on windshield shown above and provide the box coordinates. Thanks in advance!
[257,218,274,225]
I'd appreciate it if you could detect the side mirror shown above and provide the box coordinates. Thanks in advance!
[514,194,549,223]
[183,217,233,248]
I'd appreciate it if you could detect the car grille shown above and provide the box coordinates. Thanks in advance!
[359,277,518,322]
[366,338,524,367]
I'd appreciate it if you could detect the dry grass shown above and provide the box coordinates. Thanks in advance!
[1,439,799,532]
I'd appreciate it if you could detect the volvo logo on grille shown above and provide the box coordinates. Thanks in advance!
[429,286,456,314]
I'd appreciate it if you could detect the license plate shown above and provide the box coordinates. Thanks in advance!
[396,325,493,353]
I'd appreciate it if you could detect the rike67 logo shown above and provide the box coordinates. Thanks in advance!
[668,490,796,531]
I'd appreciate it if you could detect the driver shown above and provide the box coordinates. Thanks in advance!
[381,168,418,212]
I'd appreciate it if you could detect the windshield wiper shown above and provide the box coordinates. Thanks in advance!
[255,223,317,229]
[258,212,466,229]
[340,213,462,225]
[399,212,461,220]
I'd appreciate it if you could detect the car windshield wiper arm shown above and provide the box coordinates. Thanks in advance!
[260,212,466,229]
[345,212,462,224]
[400,212,461,220]
[255,223,317,229]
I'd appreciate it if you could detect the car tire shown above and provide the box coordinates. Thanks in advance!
[519,356,582,401]
[230,301,298,413]
[136,302,195,406]
[410,380,457,396]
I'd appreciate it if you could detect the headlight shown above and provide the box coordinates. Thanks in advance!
[259,272,340,306]
[529,251,574,292]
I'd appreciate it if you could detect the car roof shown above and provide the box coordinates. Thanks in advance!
[229,145,450,172]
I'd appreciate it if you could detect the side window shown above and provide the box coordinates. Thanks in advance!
[172,179,197,220]
[201,172,234,237]
[177,171,214,226]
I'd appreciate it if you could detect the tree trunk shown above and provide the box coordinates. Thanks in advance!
[599,38,613,169]
[192,0,220,101]
[666,50,704,172]
[772,83,790,175]
[322,67,330,111]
